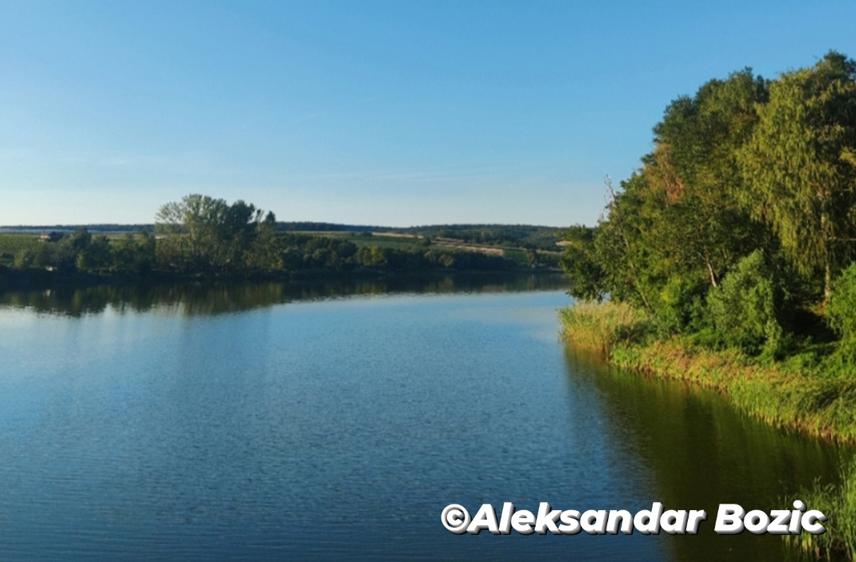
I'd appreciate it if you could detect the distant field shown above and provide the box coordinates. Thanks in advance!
[0,234,42,264]
[295,230,562,267]
[294,231,427,251]
[0,229,563,270]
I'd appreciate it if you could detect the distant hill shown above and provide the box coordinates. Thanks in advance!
[0,224,154,235]
[273,223,566,249]
[0,222,568,249]
[275,222,384,233]
[397,224,566,250]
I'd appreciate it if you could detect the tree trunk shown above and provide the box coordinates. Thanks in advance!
[821,209,832,305]
[704,252,718,288]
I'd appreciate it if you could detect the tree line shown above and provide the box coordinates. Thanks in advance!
[5,194,533,278]
[563,51,856,356]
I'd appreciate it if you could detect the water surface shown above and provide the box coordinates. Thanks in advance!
[0,278,849,560]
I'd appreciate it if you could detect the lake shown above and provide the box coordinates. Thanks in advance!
[0,275,850,561]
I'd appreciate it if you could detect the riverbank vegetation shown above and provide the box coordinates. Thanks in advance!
[560,52,856,558]
[560,303,856,441]
[791,459,856,561]
[0,197,561,289]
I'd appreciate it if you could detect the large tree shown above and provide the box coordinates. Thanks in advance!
[155,194,269,272]
[739,52,856,300]
[580,71,769,317]
[646,68,769,288]
[561,224,604,300]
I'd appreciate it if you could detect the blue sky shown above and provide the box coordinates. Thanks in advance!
[1,1,854,226]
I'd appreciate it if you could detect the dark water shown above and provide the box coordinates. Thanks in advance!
[0,277,850,561]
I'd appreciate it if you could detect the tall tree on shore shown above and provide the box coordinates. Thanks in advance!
[246,211,285,272]
[575,71,770,316]
[646,69,769,288]
[590,175,659,311]
[155,194,268,272]
[738,52,856,301]
[561,224,604,300]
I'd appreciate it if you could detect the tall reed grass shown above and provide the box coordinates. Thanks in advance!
[789,460,856,560]
[558,301,653,354]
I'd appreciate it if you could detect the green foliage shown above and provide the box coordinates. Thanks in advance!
[566,53,856,365]
[706,251,785,356]
[560,225,604,300]
[75,235,112,272]
[738,52,856,298]
[13,249,35,269]
[557,54,856,556]
[245,214,285,272]
[399,224,563,250]
[584,70,770,314]
[112,233,155,274]
[573,317,852,453]
[146,195,533,275]
[1,230,154,276]
[653,274,708,334]
[590,175,660,308]
[791,459,856,560]
[559,301,654,354]
[155,194,268,273]
[57,229,93,271]
[357,245,387,268]
[1,203,559,279]
[274,223,565,251]
[647,68,769,287]
[0,234,42,265]
[828,263,856,342]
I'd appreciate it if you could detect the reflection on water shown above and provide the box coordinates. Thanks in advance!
[0,287,850,561]
[0,273,567,316]
[562,348,853,562]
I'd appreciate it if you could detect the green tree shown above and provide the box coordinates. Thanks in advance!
[246,212,284,272]
[76,235,113,272]
[112,233,155,274]
[155,194,269,273]
[591,175,660,311]
[706,250,786,356]
[828,262,856,343]
[13,249,35,269]
[56,228,92,271]
[587,71,769,315]
[561,225,604,300]
[738,52,856,301]
[357,245,388,268]
[647,69,769,288]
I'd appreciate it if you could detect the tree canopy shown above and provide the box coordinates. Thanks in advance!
[738,52,856,298]
[563,51,856,353]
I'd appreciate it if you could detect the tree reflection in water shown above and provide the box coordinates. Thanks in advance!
[0,273,567,317]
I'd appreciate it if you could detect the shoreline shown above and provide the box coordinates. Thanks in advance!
[559,301,856,559]
[0,266,563,294]
[558,303,856,444]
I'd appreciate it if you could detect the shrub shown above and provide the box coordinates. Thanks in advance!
[706,251,786,356]
[559,301,653,354]
[13,249,34,269]
[828,263,856,343]
[654,275,708,334]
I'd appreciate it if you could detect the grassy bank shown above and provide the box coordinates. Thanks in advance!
[560,301,856,559]
[559,301,856,442]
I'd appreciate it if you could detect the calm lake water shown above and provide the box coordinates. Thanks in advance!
[0,275,850,561]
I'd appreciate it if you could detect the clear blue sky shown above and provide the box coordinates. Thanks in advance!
[1,1,854,227]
